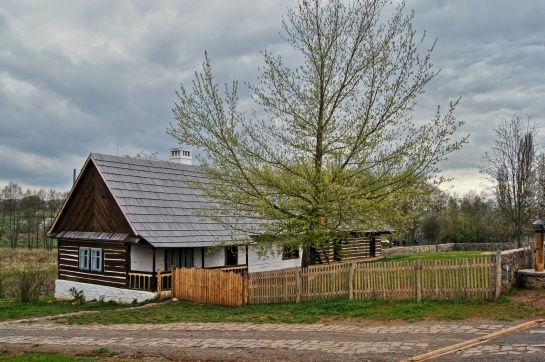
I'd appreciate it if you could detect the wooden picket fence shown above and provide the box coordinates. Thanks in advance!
[170,256,498,306]
[170,267,246,307]
[247,256,497,304]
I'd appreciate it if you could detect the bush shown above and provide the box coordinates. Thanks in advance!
[0,248,57,301]
[6,267,53,302]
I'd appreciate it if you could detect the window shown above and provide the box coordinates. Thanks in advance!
[283,247,300,259]
[79,247,103,272]
[78,248,90,270]
[225,246,238,266]
[165,248,194,269]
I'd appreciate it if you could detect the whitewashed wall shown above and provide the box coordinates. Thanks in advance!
[247,245,302,273]
[130,244,166,272]
[203,247,225,267]
[55,279,155,303]
[130,244,153,271]
[156,248,165,271]
[131,244,301,272]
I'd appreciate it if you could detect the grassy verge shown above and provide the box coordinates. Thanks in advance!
[0,296,137,322]
[0,351,136,361]
[57,290,545,325]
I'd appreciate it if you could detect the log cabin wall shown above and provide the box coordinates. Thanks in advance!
[318,237,382,263]
[58,239,130,288]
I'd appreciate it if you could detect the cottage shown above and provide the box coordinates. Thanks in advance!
[49,149,385,303]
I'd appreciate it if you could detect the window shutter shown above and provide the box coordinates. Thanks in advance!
[90,248,103,272]
[79,248,90,270]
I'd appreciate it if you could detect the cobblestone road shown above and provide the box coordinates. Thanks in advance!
[1,319,545,361]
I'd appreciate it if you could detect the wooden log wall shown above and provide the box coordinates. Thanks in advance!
[316,237,382,264]
[58,239,129,288]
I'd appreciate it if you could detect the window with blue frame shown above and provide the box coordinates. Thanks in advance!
[79,247,103,272]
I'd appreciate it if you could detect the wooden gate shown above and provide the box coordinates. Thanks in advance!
[171,267,246,307]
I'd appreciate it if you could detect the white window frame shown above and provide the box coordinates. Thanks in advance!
[79,248,90,270]
[79,247,103,272]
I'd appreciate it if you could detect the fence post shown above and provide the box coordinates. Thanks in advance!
[156,269,162,299]
[415,258,423,303]
[348,262,355,300]
[494,251,502,300]
[171,266,176,298]
[296,268,301,303]
[242,271,249,305]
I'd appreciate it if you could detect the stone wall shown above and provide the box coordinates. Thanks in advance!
[496,248,532,293]
[382,242,519,257]
[517,270,545,289]
[55,279,157,303]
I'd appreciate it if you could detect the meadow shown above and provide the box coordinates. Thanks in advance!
[0,247,57,301]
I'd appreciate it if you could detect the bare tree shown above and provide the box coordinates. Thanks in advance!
[480,115,537,246]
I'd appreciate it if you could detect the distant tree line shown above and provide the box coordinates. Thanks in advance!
[397,115,544,247]
[0,182,67,250]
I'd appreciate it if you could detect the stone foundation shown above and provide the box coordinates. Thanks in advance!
[55,279,157,303]
[517,269,545,289]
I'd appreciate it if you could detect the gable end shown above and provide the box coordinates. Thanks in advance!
[51,161,134,235]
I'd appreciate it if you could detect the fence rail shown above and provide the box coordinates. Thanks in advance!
[169,256,498,307]
[247,257,496,304]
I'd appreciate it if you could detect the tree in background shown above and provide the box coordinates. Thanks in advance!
[535,154,545,220]
[419,191,502,244]
[480,115,537,247]
[0,182,66,249]
[169,0,467,256]
[1,182,22,248]
[384,181,445,244]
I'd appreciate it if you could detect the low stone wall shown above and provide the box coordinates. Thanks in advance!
[55,279,157,304]
[382,242,519,257]
[518,269,545,289]
[497,248,532,293]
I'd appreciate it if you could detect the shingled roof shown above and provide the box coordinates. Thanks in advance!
[50,153,251,248]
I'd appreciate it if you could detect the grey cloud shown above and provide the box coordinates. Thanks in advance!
[1,0,544,194]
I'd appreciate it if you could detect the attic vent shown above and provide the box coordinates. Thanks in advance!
[169,147,192,165]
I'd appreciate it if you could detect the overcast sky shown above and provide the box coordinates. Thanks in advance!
[1,0,544,196]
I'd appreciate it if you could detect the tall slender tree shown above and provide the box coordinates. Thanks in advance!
[480,115,537,246]
[169,0,467,253]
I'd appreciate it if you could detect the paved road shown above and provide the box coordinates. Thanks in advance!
[1,317,544,361]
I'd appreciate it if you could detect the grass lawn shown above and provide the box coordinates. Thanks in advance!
[1,249,542,326]
[0,351,136,361]
[370,250,495,263]
[45,288,543,325]
[0,296,137,322]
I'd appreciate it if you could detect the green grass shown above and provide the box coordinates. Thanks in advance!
[0,352,132,361]
[57,292,545,325]
[0,296,136,322]
[371,250,494,263]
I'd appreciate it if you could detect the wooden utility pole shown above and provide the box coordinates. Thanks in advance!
[533,220,544,272]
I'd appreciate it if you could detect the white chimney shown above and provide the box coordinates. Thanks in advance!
[169,147,192,165]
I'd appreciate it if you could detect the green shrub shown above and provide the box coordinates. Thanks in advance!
[0,248,57,301]
[8,267,53,302]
